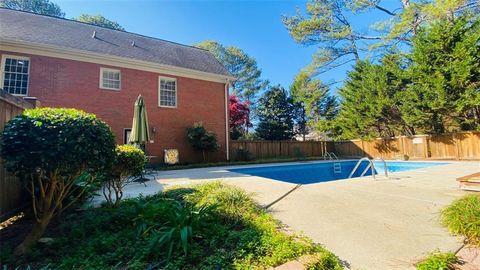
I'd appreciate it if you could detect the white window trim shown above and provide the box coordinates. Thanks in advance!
[0,54,31,96]
[99,67,121,91]
[158,76,177,108]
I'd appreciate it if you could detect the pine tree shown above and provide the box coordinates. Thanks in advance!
[334,56,408,139]
[290,68,339,139]
[400,15,480,133]
[256,86,295,140]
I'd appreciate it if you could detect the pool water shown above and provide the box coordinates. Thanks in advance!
[228,161,449,185]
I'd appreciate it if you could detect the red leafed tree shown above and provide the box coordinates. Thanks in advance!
[229,95,251,140]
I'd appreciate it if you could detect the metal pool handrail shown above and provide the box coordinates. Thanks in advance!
[373,157,389,178]
[349,157,376,180]
[323,152,339,160]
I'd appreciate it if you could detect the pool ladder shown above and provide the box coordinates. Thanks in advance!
[333,162,342,174]
[348,157,389,180]
[323,152,338,160]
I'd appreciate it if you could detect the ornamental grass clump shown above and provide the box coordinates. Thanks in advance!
[0,108,116,255]
[103,144,146,207]
[441,194,480,246]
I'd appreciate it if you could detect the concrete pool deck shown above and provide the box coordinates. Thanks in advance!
[119,160,479,270]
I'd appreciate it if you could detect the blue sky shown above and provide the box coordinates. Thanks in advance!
[55,0,397,93]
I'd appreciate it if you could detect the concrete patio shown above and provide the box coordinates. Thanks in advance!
[119,160,479,270]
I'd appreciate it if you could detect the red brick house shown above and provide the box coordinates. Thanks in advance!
[0,9,234,163]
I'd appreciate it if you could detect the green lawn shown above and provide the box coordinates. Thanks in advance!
[2,182,342,269]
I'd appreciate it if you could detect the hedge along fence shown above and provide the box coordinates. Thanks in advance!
[230,131,480,161]
[230,140,333,160]
[0,90,37,220]
[332,132,480,160]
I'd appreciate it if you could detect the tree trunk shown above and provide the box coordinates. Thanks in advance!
[14,210,54,256]
[202,150,206,163]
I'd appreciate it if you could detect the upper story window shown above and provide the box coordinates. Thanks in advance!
[159,77,177,108]
[1,55,30,96]
[100,67,121,90]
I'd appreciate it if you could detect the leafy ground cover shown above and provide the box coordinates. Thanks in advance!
[441,194,480,246]
[415,251,459,270]
[1,182,342,269]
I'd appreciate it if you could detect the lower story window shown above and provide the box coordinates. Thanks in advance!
[124,128,132,144]
[1,55,30,96]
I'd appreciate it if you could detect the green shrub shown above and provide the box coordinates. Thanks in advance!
[103,144,146,207]
[416,251,458,270]
[441,194,480,245]
[307,251,344,270]
[186,122,218,162]
[235,147,253,161]
[0,107,116,255]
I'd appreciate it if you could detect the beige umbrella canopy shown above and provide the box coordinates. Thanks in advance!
[129,95,150,150]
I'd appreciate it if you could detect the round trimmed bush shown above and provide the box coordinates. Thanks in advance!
[0,107,116,254]
[103,144,146,207]
[1,108,115,177]
[113,144,146,178]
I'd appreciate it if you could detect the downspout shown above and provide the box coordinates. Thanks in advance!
[225,80,230,161]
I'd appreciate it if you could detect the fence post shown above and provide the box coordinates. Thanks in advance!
[453,133,461,160]
[399,136,405,158]
[423,136,429,159]
[361,140,366,157]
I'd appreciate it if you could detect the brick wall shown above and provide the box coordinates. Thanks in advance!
[0,51,228,163]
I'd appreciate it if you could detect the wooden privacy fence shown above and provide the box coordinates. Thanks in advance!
[0,90,35,220]
[230,131,480,161]
[230,140,333,160]
[331,132,480,160]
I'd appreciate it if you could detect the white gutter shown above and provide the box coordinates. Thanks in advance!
[224,80,230,161]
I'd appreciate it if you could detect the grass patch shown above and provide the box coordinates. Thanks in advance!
[306,252,344,270]
[1,181,342,269]
[415,251,458,270]
[441,194,480,246]
[155,156,327,171]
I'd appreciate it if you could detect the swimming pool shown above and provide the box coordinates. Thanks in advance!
[228,160,449,184]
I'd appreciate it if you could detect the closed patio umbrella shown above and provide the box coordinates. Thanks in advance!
[129,95,150,150]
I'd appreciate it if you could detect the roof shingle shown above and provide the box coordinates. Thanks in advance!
[0,8,231,77]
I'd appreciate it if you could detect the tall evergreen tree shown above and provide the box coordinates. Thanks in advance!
[195,40,268,102]
[195,41,268,133]
[334,56,408,139]
[400,15,480,133]
[290,67,338,139]
[1,0,64,17]
[292,101,308,140]
[256,86,295,140]
[74,14,125,31]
